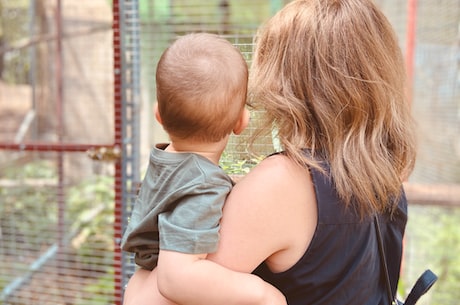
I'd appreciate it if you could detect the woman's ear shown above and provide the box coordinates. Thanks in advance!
[233,108,250,135]
[154,103,163,125]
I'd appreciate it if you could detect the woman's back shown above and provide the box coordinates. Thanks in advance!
[253,160,407,305]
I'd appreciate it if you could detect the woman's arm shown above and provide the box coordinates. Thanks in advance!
[123,246,287,305]
[157,250,286,305]
[208,154,317,274]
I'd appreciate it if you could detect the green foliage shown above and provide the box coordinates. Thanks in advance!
[67,175,114,267]
[2,160,55,179]
[140,0,271,26]
[0,1,30,84]
[0,160,115,304]
[219,152,262,175]
[74,268,115,305]
[0,161,57,249]
[64,174,115,305]
[403,206,460,305]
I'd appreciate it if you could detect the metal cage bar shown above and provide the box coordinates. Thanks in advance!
[114,0,142,303]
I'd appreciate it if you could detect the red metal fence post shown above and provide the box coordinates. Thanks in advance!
[113,0,123,304]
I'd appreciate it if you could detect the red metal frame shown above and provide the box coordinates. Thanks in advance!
[401,0,417,282]
[112,0,123,304]
[0,143,115,151]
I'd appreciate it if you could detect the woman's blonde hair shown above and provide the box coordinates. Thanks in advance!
[156,33,248,142]
[249,0,417,216]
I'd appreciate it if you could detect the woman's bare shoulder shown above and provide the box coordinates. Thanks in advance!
[210,153,317,273]
[242,153,309,189]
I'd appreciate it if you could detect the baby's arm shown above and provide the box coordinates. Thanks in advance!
[156,250,286,305]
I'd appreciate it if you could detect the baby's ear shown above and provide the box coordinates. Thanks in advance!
[154,103,163,125]
[233,108,250,135]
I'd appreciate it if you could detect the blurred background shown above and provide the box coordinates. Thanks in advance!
[0,0,459,304]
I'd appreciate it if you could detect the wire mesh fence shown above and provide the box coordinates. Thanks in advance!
[0,155,115,304]
[0,0,459,305]
[1,0,118,304]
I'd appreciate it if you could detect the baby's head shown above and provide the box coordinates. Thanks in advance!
[156,33,248,143]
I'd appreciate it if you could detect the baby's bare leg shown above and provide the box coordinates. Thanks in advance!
[123,268,177,305]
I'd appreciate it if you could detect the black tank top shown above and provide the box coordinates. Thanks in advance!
[253,162,407,305]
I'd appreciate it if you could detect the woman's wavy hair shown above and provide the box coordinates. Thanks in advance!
[249,0,417,217]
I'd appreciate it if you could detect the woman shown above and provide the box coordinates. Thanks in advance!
[124,0,416,304]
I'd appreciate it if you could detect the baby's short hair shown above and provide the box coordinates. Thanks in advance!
[156,33,248,142]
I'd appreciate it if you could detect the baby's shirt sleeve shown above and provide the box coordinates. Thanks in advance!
[158,176,232,254]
